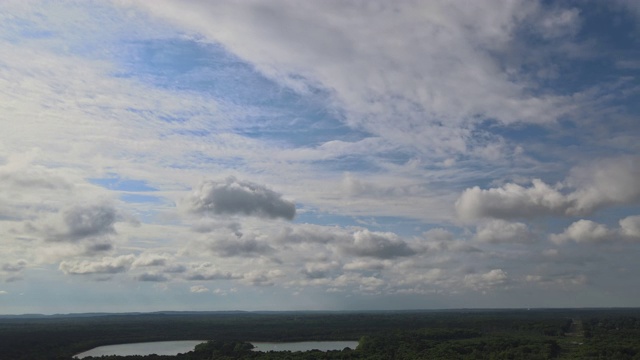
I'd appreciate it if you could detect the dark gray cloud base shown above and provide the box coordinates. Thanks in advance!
[186,177,296,220]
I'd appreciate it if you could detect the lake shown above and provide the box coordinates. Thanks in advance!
[252,341,358,352]
[74,341,206,358]
[74,340,358,358]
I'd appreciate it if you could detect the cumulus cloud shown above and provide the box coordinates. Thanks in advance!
[59,255,135,275]
[56,204,117,241]
[341,230,416,259]
[567,157,640,215]
[274,224,345,244]
[551,216,640,244]
[190,285,210,293]
[341,173,426,198]
[620,215,640,239]
[22,203,124,251]
[135,272,168,282]
[456,179,567,221]
[132,253,170,268]
[550,220,615,244]
[457,157,640,221]
[2,260,27,273]
[525,273,587,287]
[184,263,240,281]
[208,236,275,257]
[300,262,339,280]
[1,260,27,282]
[242,269,284,286]
[463,269,508,290]
[475,220,533,244]
[343,259,387,271]
[184,177,296,220]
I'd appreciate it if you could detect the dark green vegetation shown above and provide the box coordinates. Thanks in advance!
[2,309,640,359]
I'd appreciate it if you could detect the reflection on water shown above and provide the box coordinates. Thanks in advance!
[252,341,358,352]
[74,340,205,358]
[75,339,359,358]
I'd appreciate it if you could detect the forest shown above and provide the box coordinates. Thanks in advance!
[1,308,640,359]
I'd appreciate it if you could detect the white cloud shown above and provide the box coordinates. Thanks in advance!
[550,220,615,244]
[567,157,640,215]
[551,216,640,245]
[184,263,240,281]
[475,220,532,244]
[456,179,567,220]
[341,230,416,259]
[190,285,210,293]
[463,269,508,291]
[620,215,640,239]
[132,253,170,268]
[457,157,640,221]
[241,269,284,286]
[59,254,135,275]
[128,0,583,161]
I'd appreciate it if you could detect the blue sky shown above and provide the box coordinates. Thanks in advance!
[1,0,640,314]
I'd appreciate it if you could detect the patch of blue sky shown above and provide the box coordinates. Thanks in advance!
[496,5,640,99]
[89,177,157,192]
[167,151,245,171]
[293,210,362,229]
[294,209,430,238]
[312,156,380,173]
[0,14,52,43]
[119,193,164,204]
[115,38,369,148]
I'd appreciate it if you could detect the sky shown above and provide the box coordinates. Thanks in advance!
[1,0,640,314]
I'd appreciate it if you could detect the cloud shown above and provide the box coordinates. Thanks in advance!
[550,220,615,244]
[463,269,508,291]
[551,216,640,244]
[525,273,588,287]
[25,202,122,247]
[620,215,640,238]
[135,272,168,282]
[0,291,7,295]
[457,157,640,221]
[343,259,387,271]
[190,285,210,293]
[341,230,416,259]
[242,269,284,286]
[475,220,533,244]
[184,263,240,281]
[300,262,339,280]
[2,260,27,273]
[567,157,640,215]
[1,260,27,282]
[185,177,295,220]
[341,172,427,198]
[274,224,345,244]
[456,179,568,221]
[132,253,170,268]
[208,236,275,257]
[59,255,135,275]
[58,204,117,241]
[129,0,583,163]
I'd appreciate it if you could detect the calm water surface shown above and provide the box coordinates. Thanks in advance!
[74,340,205,358]
[252,341,358,352]
[75,340,358,358]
